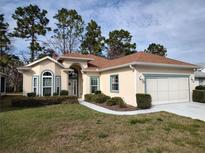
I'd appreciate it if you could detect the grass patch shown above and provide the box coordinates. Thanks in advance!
[129,118,151,124]
[97,132,109,139]
[1,96,205,152]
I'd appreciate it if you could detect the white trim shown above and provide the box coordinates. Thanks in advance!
[142,72,192,75]
[32,76,39,95]
[55,76,61,95]
[58,56,94,61]
[90,76,100,93]
[41,70,54,96]
[83,61,196,72]
[27,56,64,68]
[134,61,197,69]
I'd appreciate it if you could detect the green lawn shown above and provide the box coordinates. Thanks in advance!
[0,96,205,152]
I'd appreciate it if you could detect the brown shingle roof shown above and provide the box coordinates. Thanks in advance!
[60,52,196,70]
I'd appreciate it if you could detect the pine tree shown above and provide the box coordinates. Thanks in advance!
[12,4,51,62]
[53,8,84,54]
[81,20,105,55]
[144,43,167,56]
[106,29,136,59]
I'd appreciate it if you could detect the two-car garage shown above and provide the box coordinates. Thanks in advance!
[145,75,190,105]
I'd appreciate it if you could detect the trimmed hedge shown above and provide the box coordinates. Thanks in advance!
[195,85,205,90]
[92,94,111,104]
[11,96,78,107]
[106,97,127,108]
[53,92,59,96]
[193,90,205,103]
[84,94,94,102]
[94,90,102,95]
[27,92,36,97]
[60,90,68,96]
[136,93,152,109]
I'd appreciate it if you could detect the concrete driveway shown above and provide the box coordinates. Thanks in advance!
[80,100,205,121]
[151,102,205,121]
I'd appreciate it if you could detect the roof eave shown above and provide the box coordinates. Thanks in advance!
[134,62,197,69]
[99,62,197,72]
[58,56,94,61]
[26,56,65,68]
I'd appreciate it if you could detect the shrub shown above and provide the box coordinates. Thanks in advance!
[136,93,152,109]
[11,96,78,107]
[92,94,111,104]
[106,97,127,108]
[94,90,102,95]
[193,90,205,103]
[27,92,36,97]
[84,94,94,102]
[53,92,59,96]
[195,85,205,90]
[60,90,68,96]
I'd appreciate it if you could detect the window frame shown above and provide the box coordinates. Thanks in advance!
[32,76,39,95]
[55,76,61,95]
[110,74,119,93]
[90,76,100,93]
[42,71,53,96]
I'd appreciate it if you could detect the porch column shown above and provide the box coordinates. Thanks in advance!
[61,70,68,91]
[82,73,89,99]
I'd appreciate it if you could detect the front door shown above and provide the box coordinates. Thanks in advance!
[69,79,78,96]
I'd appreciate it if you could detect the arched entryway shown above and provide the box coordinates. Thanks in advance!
[68,64,83,97]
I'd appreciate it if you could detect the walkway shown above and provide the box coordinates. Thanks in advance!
[79,100,205,121]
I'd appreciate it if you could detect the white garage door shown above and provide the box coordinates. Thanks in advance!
[146,77,189,104]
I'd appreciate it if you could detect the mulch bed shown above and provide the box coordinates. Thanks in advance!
[94,102,137,111]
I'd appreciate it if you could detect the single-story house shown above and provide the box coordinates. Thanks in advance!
[0,72,6,96]
[18,52,197,106]
[194,65,205,86]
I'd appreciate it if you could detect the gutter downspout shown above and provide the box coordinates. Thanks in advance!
[129,64,135,71]
[130,64,137,103]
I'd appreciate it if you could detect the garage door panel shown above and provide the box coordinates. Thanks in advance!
[149,91,158,102]
[179,90,189,99]
[169,91,179,100]
[158,91,169,102]
[146,76,189,105]
[179,78,189,90]
[146,79,157,91]
[158,78,169,91]
[169,78,178,91]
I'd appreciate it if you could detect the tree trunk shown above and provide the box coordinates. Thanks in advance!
[30,38,35,62]
[63,27,66,54]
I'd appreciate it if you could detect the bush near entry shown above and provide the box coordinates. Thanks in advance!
[195,85,205,90]
[106,97,127,108]
[193,90,205,103]
[136,93,152,109]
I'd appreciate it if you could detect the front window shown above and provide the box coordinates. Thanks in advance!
[55,76,61,95]
[90,76,99,93]
[110,75,119,92]
[32,76,38,94]
[42,71,53,96]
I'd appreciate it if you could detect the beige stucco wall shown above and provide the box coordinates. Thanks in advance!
[22,58,88,96]
[22,59,62,96]
[100,67,136,106]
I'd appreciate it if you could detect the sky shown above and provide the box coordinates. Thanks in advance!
[0,0,205,64]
